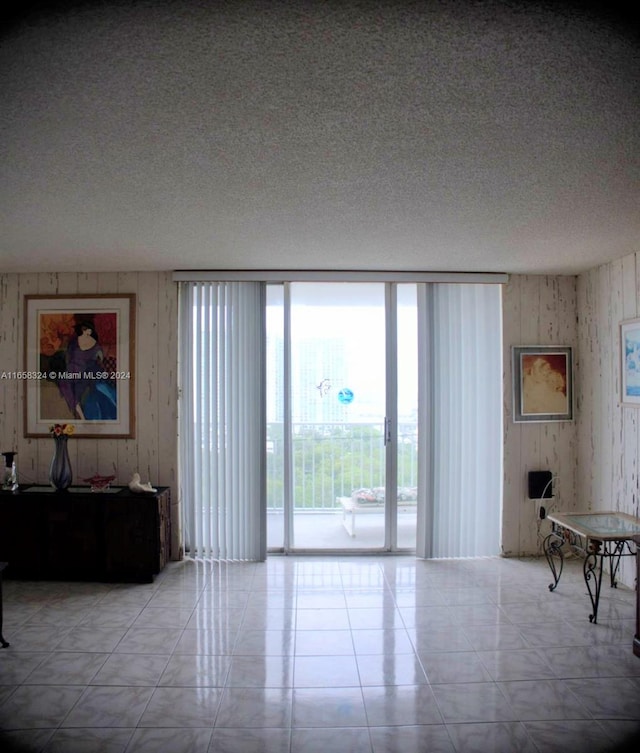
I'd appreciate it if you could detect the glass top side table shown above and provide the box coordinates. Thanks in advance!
[544,511,640,624]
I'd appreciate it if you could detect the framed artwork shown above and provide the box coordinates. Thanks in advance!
[620,318,640,406]
[24,294,136,437]
[512,345,573,423]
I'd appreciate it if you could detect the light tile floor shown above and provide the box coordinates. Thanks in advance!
[1,555,639,753]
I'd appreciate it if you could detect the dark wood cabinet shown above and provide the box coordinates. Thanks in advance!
[0,486,170,582]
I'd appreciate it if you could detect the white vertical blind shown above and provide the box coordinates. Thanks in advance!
[178,281,266,560]
[419,283,503,558]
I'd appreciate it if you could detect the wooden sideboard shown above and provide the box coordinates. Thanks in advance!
[0,485,170,583]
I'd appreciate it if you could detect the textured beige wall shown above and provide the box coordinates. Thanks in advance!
[502,261,640,589]
[502,275,579,558]
[0,272,180,558]
[577,253,640,588]
[2,268,635,584]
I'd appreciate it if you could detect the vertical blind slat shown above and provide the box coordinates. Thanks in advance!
[179,280,265,560]
[427,283,502,558]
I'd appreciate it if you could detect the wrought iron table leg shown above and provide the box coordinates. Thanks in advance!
[584,542,603,624]
[608,540,625,588]
[543,531,565,591]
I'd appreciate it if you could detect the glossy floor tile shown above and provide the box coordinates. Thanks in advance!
[0,555,639,752]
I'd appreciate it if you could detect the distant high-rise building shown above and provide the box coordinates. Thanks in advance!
[292,336,348,423]
[267,332,392,426]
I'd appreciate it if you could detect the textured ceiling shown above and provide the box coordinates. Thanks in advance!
[0,0,638,275]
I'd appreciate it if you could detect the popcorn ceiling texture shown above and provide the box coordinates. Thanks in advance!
[0,0,638,274]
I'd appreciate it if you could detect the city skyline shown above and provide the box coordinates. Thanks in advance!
[266,296,418,425]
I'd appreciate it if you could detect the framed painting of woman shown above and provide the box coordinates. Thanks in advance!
[23,294,135,438]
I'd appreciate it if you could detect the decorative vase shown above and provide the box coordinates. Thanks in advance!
[49,435,73,491]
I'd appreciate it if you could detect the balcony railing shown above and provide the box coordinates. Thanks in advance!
[266,421,418,511]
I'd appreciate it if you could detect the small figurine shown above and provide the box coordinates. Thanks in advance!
[128,472,157,493]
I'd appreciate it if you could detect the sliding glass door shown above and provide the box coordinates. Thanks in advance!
[267,282,417,552]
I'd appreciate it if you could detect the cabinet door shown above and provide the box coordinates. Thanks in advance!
[0,497,45,578]
[45,496,102,579]
[104,497,160,582]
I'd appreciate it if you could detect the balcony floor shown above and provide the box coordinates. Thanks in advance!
[267,509,417,551]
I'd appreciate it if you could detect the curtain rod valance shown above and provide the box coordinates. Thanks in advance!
[173,270,508,284]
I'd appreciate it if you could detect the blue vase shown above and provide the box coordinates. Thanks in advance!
[49,435,73,491]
